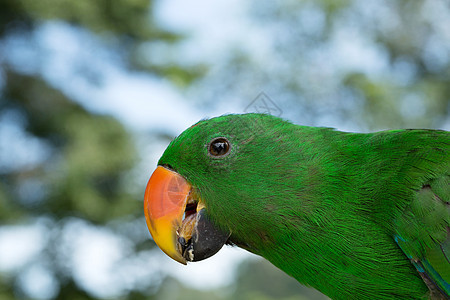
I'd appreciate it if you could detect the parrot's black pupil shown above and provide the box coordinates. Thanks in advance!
[209,138,230,157]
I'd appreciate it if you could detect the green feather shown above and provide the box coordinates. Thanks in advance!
[395,173,450,297]
[158,113,449,299]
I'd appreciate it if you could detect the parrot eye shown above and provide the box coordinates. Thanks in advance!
[208,137,230,157]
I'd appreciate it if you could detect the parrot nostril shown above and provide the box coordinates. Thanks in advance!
[161,164,175,171]
[184,188,199,220]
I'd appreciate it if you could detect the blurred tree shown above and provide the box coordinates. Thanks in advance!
[0,0,202,299]
[190,0,449,131]
[0,0,205,86]
[1,71,137,223]
[0,72,149,299]
[232,259,329,300]
[152,277,226,300]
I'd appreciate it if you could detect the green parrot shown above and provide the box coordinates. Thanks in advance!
[144,113,449,299]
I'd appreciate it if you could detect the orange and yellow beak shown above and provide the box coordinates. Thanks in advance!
[144,166,191,264]
[144,166,231,264]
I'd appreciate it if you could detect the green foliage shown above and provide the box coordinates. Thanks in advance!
[0,0,202,81]
[193,0,449,130]
[146,259,328,300]
[1,71,137,223]
[153,277,225,300]
[16,0,156,38]
[0,71,151,299]
[232,259,328,300]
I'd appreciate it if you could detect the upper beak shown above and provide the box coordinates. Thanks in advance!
[144,166,190,264]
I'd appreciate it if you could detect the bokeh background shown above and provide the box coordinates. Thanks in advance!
[0,0,449,299]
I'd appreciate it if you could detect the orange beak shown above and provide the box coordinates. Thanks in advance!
[144,166,190,264]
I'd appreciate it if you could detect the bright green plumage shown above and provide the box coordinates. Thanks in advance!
[158,113,449,299]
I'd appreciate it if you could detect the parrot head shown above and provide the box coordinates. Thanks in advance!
[144,113,303,264]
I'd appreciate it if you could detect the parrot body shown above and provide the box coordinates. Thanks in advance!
[145,113,449,299]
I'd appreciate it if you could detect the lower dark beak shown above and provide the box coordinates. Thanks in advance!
[177,208,231,262]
